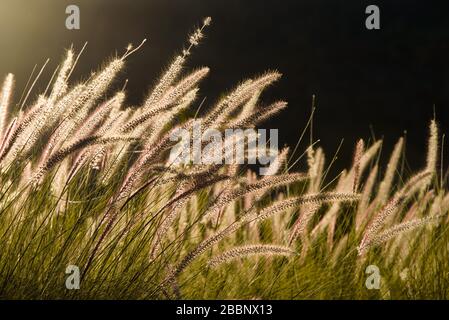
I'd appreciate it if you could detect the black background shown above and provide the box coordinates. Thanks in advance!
[0,0,448,175]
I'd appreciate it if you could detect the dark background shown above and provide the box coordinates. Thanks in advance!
[0,0,448,175]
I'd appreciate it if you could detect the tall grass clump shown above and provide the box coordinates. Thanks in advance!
[0,17,448,299]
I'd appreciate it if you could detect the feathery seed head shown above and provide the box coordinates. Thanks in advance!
[352,139,365,193]
[183,17,212,57]
[144,55,186,108]
[358,214,442,256]
[0,73,14,139]
[426,119,438,174]
[203,16,212,26]
[208,245,295,267]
